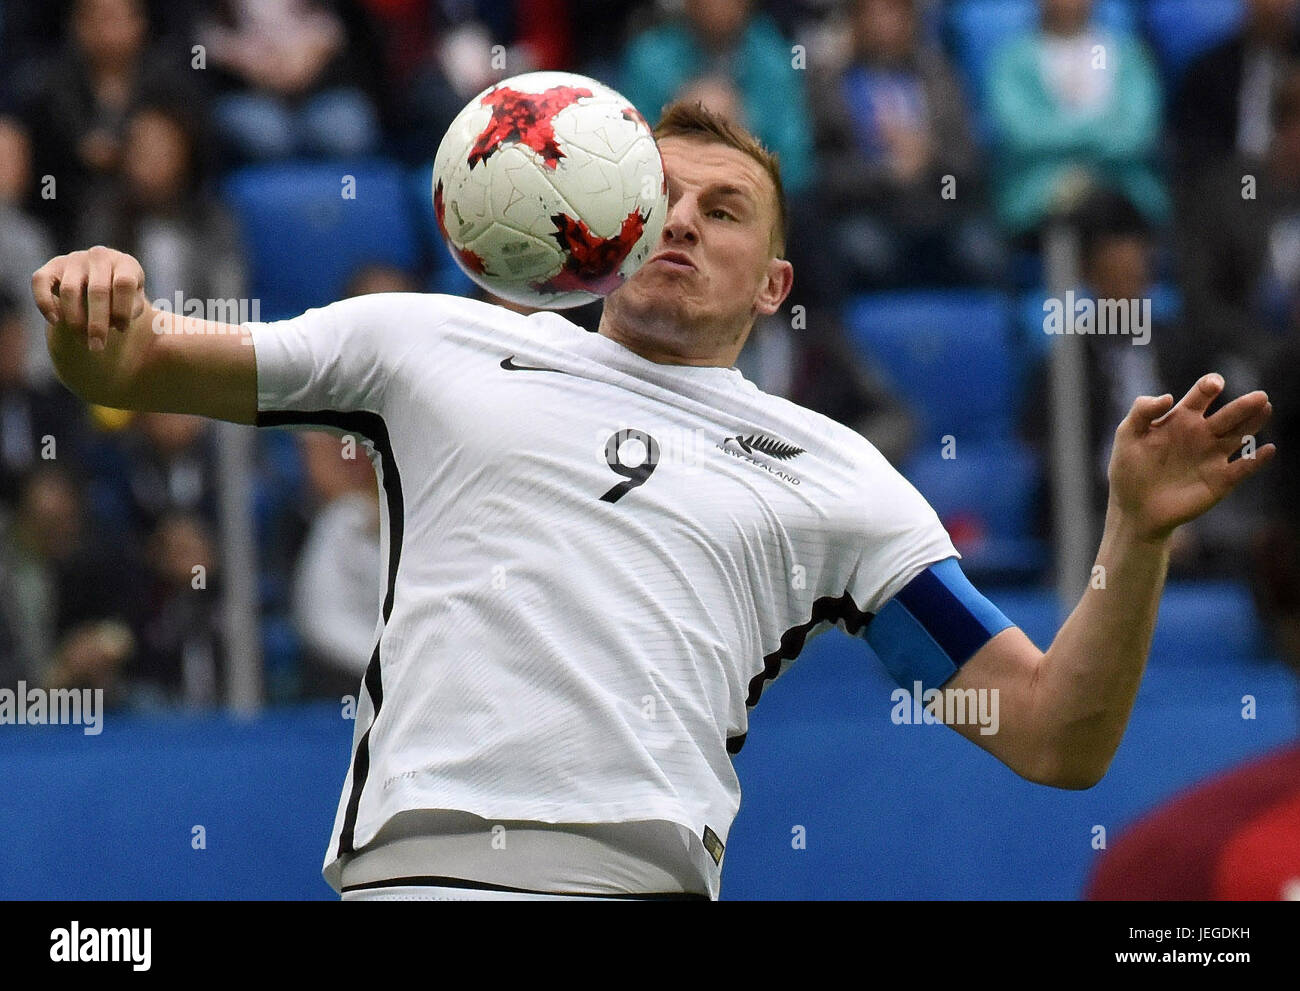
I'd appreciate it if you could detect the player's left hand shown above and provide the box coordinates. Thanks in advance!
[1106,373,1276,542]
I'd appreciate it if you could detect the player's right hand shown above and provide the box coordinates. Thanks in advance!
[31,246,150,352]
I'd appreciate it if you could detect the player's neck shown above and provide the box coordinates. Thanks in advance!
[596,318,742,369]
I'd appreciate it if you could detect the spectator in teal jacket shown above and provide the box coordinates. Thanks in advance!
[618,0,814,196]
[986,0,1168,239]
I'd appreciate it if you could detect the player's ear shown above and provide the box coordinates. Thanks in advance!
[754,256,793,317]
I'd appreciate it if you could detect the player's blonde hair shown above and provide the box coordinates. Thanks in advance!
[651,100,788,259]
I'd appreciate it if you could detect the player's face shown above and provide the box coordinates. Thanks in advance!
[602,137,793,363]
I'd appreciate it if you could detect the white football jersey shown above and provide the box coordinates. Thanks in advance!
[245,293,963,898]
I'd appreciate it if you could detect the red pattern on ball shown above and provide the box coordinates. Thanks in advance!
[534,208,649,295]
[468,85,594,170]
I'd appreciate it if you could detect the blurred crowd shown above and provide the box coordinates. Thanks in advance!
[0,0,1297,709]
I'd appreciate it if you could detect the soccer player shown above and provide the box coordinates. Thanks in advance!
[33,102,1275,901]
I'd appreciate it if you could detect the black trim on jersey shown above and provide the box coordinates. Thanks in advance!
[340,874,710,900]
[256,409,403,856]
[729,591,874,757]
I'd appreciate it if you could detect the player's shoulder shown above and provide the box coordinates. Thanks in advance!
[286,291,583,345]
[741,381,896,477]
[303,290,514,324]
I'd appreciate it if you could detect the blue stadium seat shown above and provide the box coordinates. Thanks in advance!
[843,289,1043,576]
[900,438,1046,578]
[261,614,303,704]
[222,159,421,321]
[1149,581,1267,664]
[844,289,1018,443]
[952,579,1268,662]
[1145,0,1244,85]
[947,0,1139,139]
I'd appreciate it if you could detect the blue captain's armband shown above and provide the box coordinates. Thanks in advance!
[862,557,1015,693]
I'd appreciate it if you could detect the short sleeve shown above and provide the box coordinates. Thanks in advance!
[844,451,961,617]
[840,450,1013,691]
[243,292,425,416]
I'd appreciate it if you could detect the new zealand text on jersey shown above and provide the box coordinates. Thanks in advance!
[717,433,804,485]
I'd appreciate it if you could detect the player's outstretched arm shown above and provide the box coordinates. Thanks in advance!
[32,246,257,424]
[941,374,1275,789]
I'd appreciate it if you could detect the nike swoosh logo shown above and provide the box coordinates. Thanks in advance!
[500,356,571,374]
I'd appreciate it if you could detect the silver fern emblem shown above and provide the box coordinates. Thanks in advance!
[727,433,805,461]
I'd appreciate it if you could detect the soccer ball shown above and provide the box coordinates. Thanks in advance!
[432,71,669,309]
